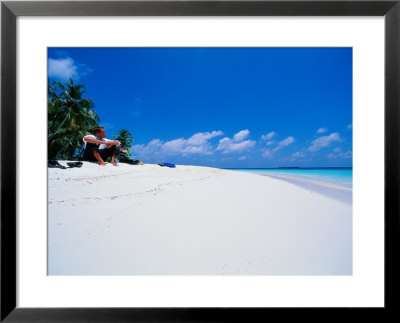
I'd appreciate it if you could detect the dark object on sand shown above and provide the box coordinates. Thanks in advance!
[119,159,142,165]
[48,160,84,169]
[158,163,176,168]
[117,148,143,165]
[48,160,67,169]
[67,162,83,168]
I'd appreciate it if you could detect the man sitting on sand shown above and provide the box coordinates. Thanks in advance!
[83,126,120,166]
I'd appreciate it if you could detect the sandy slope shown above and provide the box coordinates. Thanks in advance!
[48,162,352,275]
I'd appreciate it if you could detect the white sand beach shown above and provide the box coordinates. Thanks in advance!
[48,162,352,275]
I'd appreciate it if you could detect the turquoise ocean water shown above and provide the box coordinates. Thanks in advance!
[225,168,353,205]
[226,168,352,189]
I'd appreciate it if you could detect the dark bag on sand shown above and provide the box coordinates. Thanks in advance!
[158,163,176,168]
[48,160,67,169]
[67,162,83,168]
[120,159,141,165]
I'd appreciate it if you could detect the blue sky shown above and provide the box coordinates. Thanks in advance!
[48,47,352,168]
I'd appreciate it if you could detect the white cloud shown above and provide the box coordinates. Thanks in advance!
[216,130,256,154]
[261,136,295,158]
[347,124,353,129]
[163,131,223,155]
[238,156,247,160]
[327,147,352,159]
[261,131,276,141]
[262,149,273,158]
[187,131,223,146]
[48,57,92,81]
[163,138,186,154]
[317,127,328,134]
[273,136,295,152]
[279,136,295,146]
[233,129,250,142]
[217,138,256,154]
[307,132,342,152]
[132,139,163,156]
[131,131,223,158]
[49,58,78,80]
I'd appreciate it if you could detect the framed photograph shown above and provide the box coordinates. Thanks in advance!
[1,0,399,321]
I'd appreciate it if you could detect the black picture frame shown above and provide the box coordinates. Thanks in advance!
[1,0,399,321]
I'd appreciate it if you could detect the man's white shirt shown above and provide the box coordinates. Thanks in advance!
[83,135,112,150]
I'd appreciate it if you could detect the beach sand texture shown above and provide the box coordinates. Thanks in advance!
[48,162,352,275]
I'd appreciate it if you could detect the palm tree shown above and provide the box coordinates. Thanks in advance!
[113,129,134,154]
[48,79,99,160]
[48,79,57,100]
[48,79,98,139]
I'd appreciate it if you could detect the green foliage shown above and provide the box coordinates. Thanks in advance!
[112,129,134,154]
[48,79,99,160]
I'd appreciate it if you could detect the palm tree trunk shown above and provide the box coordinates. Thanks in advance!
[49,112,69,140]
[55,138,73,159]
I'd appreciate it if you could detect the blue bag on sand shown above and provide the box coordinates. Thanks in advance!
[158,163,176,168]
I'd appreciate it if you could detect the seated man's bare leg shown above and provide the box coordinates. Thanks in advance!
[110,153,118,166]
[93,150,106,166]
